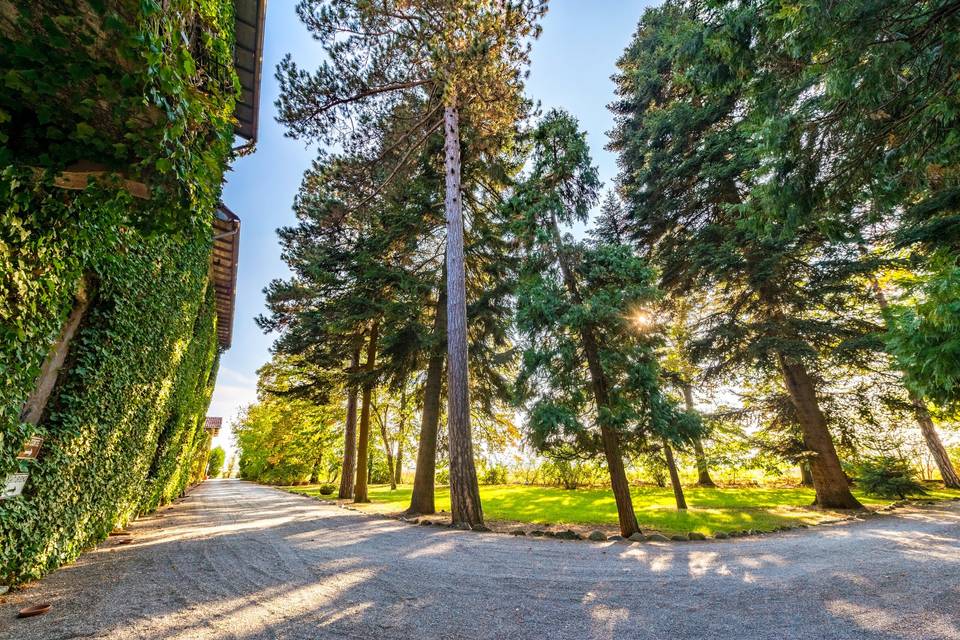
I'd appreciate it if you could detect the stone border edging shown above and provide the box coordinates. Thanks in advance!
[279,485,960,545]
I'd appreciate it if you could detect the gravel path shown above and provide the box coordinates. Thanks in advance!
[2,479,959,640]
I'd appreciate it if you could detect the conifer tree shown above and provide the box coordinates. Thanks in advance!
[510,110,697,535]
[719,0,960,487]
[610,2,865,508]
[276,0,546,526]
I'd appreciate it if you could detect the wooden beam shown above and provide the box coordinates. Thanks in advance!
[38,161,150,200]
[21,278,93,426]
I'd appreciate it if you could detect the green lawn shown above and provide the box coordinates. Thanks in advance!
[284,483,960,536]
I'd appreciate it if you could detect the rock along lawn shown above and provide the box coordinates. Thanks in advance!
[282,483,960,536]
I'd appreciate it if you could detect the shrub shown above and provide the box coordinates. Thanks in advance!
[207,447,226,478]
[481,463,508,485]
[318,484,336,496]
[855,456,928,499]
[435,466,450,485]
[541,459,603,490]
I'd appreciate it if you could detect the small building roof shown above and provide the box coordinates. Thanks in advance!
[233,0,267,144]
[212,205,241,349]
[204,417,223,437]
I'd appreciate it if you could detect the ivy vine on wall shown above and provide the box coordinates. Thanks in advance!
[1,0,240,584]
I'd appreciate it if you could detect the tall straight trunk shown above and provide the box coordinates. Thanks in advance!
[353,322,379,503]
[377,407,396,491]
[662,438,687,510]
[867,271,960,488]
[394,440,403,487]
[337,342,362,499]
[800,463,814,487]
[408,287,447,515]
[683,384,716,487]
[777,354,862,508]
[912,397,960,488]
[443,103,483,526]
[549,215,640,537]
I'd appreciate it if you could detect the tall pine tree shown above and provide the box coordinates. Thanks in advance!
[510,110,697,535]
[275,0,546,526]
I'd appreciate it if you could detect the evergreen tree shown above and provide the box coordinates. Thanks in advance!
[275,0,546,526]
[259,142,420,501]
[716,0,960,487]
[610,2,866,508]
[510,110,697,535]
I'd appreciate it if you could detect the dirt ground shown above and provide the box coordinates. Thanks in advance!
[2,478,958,640]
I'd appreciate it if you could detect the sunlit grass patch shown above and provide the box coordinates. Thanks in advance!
[283,483,960,536]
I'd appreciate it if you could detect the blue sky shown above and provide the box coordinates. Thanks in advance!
[208,1,657,457]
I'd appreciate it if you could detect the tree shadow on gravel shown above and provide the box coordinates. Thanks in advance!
[2,481,958,640]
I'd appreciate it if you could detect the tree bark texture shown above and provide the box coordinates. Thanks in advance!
[777,354,862,508]
[408,286,447,515]
[353,322,379,503]
[443,104,483,525]
[337,342,362,499]
[662,438,688,510]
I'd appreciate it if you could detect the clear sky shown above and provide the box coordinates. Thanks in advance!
[208,1,658,459]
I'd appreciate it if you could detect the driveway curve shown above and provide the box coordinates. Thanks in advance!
[2,479,959,640]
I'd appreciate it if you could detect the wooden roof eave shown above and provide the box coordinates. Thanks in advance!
[211,204,240,350]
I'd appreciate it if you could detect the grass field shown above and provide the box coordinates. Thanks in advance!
[283,483,960,536]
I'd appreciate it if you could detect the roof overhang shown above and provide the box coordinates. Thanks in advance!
[233,0,267,145]
[212,205,240,350]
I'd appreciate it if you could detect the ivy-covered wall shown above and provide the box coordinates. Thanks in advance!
[0,177,223,583]
[140,286,220,513]
[0,0,240,585]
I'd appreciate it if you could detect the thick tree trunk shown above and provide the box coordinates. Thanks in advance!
[337,342,362,499]
[800,463,814,487]
[443,103,483,526]
[549,215,640,537]
[777,354,862,509]
[408,288,447,515]
[867,272,960,489]
[912,397,960,488]
[353,322,379,503]
[662,438,687,510]
[683,384,716,487]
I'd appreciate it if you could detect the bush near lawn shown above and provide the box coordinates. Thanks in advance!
[285,483,960,537]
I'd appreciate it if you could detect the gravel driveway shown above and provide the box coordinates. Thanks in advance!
[2,478,959,640]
